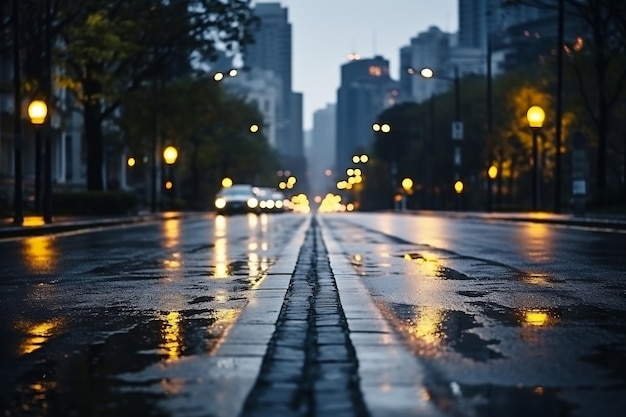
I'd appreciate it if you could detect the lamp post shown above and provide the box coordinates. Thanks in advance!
[163,145,178,210]
[372,123,397,210]
[487,164,498,212]
[527,105,545,211]
[454,180,464,211]
[412,66,462,209]
[27,100,47,217]
[401,177,413,211]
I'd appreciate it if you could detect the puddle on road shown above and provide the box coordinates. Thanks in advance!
[4,310,232,417]
[383,303,503,361]
[458,383,573,417]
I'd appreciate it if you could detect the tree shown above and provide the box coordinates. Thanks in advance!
[54,0,258,190]
[508,0,626,197]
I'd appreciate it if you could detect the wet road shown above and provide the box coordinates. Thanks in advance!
[1,211,625,416]
[319,212,626,417]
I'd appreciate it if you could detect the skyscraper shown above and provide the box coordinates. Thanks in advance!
[335,55,401,177]
[245,2,293,154]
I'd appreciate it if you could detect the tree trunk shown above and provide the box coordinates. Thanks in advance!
[82,76,104,191]
[84,98,104,191]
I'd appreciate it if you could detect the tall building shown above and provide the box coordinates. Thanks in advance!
[335,55,401,177]
[400,26,453,103]
[308,104,336,196]
[245,3,294,155]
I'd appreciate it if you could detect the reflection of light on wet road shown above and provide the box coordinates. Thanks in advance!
[215,215,226,237]
[525,273,550,286]
[403,251,440,276]
[19,319,63,355]
[520,223,553,262]
[23,216,45,227]
[164,252,182,270]
[523,310,551,326]
[21,236,57,272]
[162,218,181,248]
[408,307,444,350]
[160,311,182,361]
[213,237,229,278]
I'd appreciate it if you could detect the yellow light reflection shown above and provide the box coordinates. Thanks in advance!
[21,235,58,272]
[19,319,63,355]
[215,214,226,237]
[213,237,229,278]
[247,212,259,229]
[524,310,550,327]
[407,308,444,355]
[23,216,45,227]
[160,311,182,361]
[164,252,182,270]
[162,218,181,248]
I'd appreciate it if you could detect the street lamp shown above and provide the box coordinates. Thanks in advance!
[527,106,545,211]
[411,65,462,209]
[27,100,47,217]
[163,145,178,210]
[454,180,464,211]
[487,164,498,212]
[401,177,413,211]
[372,123,397,210]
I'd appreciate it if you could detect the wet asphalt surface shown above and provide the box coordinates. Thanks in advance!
[1,211,626,416]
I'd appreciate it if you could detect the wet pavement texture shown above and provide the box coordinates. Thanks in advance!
[1,211,626,416]
[318,213,626,417]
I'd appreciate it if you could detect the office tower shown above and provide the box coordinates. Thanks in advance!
[245,2,293,155]
[309,104,336,196]
[335,55,401,178]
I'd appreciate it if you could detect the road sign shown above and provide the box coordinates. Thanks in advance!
[451,121,463,140]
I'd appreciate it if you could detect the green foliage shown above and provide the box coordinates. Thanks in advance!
[53,191,138,215]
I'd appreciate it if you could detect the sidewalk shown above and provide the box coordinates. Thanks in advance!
[0,211,187,239]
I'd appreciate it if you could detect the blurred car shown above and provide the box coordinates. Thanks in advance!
[214,184,259,215]
[256,187,286,213]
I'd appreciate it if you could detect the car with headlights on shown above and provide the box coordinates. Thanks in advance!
[214,184,259,215]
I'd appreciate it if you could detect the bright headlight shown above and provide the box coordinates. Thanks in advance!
[247,197,259,209]
[275,200,283,209]
[215,197,226,209]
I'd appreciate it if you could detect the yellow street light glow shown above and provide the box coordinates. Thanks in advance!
[163,146,178,165]
[221,177,233,188]
[354,168,362,176]
[454,180,464,194]
[165,180,173,190]
[381,123,391,133]
[420,68,434,78]
[352,155,360,164]
[229,69,238,77]
[372,123,380,132]
[526,105,545,129]
[213,72,224,81]
[127,157,136,167]
[28,100,47,124]
[347,168,354,176]
[279,181,287,189]
[488,165,498,179]
[360,155,369,163]
[348,176,356,184]
[287,176,296,185]
[250,124,259,133]
[354,175,362,183]
[402,177,413,190]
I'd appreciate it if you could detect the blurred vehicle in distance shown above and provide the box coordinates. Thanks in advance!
[255,187,287,213]
[214,184,259,215]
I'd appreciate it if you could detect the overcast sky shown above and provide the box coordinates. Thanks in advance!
[255,0,459,130]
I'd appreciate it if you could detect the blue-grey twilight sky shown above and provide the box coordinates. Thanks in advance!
[255,0,458,130]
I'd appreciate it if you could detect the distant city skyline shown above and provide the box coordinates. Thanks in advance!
[255,0,458,130]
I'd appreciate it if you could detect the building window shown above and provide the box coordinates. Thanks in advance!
[369,66,382,77]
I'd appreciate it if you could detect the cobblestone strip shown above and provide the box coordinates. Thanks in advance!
[240,218,369,417]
